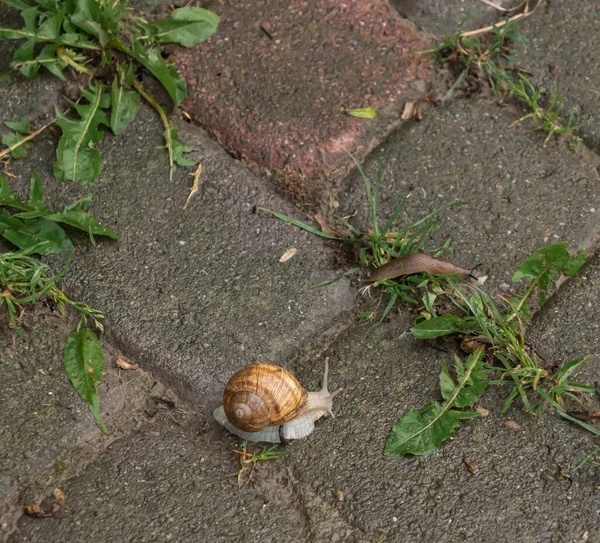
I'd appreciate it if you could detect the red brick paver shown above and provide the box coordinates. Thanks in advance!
[176,0,435,193]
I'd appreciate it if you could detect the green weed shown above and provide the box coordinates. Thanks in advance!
[234,440,289,486]
[426,16,590,146]
[0,0,219,182]
[268,164,596,456]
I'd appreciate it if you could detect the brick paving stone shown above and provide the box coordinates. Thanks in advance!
[175,0,436,199]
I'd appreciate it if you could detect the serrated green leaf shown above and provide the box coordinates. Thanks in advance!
[348,107,380,119]
[146,7,219,47]
[1,134,29,158]
[410,314,465,339]
[12,38,39,77]
[111,69,140,135]
[385,348,485,457]
[44,209,118,240]
[36,44,68,80]
[37,9,65,39]
[27,172,45,209]
[5,117,31,134]
[166,124,196,167]
[63,328,108,433]
[70,0,111,46]
[0,212,73,254]
[54,83,109,184]
[130,44,187,107]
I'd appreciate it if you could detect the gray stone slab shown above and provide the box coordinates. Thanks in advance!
[391,0,512,33]
[336,97,600,292]
[286,314,600,541]
[515,0,600,153]
[0,309,168,542]
[9,422,368,543]
[530,251,600,386]
[1,102,354,413]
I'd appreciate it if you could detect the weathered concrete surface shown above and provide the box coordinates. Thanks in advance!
[513,0,600,153]
[2,102,355,414]
[336,97,600,292]
[0,308,179,542]
[175,0,436,195]
[10,420,369,543]
[391,0,512,33]
[284,313,600,541]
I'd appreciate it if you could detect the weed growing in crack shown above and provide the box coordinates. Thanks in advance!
[234,440,289,487]
[0,0,219,432]
[425,15,591,147]
[267,164,597,456]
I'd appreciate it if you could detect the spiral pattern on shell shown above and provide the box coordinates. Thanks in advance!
[223,363,308,432]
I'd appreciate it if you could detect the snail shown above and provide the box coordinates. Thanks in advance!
[213,360,340,443]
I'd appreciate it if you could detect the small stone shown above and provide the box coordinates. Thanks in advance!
[499,282,510,292]
[335,490,344,502]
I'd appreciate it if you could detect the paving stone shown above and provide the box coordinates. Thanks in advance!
[175,0,435,197]
[0,310,164,542]
[335,97,600,291]
[391,0,513,33]
[515,0,600,153]
[9,423,368,543]
[287,314,600,541]
[2,104,355,415]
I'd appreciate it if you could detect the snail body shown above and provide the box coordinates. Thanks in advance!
[213,360,339,443]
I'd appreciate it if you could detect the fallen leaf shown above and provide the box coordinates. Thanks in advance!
[184,163,202,209]
[116,354,139,371]
[463,457,480,475]
[279,248,298,263]
[313,213,339,237]
[24,488,65,518]
[348,107,379,119]
[475,405,489,417]
[503,419,522,431]
[401,101,417,120]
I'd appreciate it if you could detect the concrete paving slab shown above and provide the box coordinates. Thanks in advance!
[0,308,176,542]
[286,313,600,541]
[391,0,512,34]
[514,0,600,152]
[335,97,600,292]
[174,0,435,195]
[9,421,368,543]
[2,103,355,414]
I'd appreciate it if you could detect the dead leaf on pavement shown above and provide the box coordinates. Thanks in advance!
[463,457,480,475]
[475,405,490,417]
[279,248,298,263]
[503,419,522,431]
[184,163,202,209]
[313,213,340,237]
[24,488,65,518]
[116,354,139,371]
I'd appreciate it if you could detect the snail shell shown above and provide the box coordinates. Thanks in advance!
[213,360,339,443]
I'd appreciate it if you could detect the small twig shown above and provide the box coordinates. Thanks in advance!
[0,117,56,161]
[460,0,544,38]
[131,78,174,180]
[479,0,527,13]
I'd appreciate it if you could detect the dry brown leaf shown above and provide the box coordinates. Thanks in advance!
[184,163,202,209]
[24,488,65,518]
[475,405,490,417]
[463,457,480,475]
[279,248,299,263]
[313,213,340,237]
[401,101,417,121]
[503,419,522,431]
[116,354,139,371]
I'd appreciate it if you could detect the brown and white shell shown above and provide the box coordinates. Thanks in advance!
[213,361,340,443]
[223,363,308,432]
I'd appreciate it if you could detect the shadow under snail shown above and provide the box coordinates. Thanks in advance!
[213,360,340,443]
